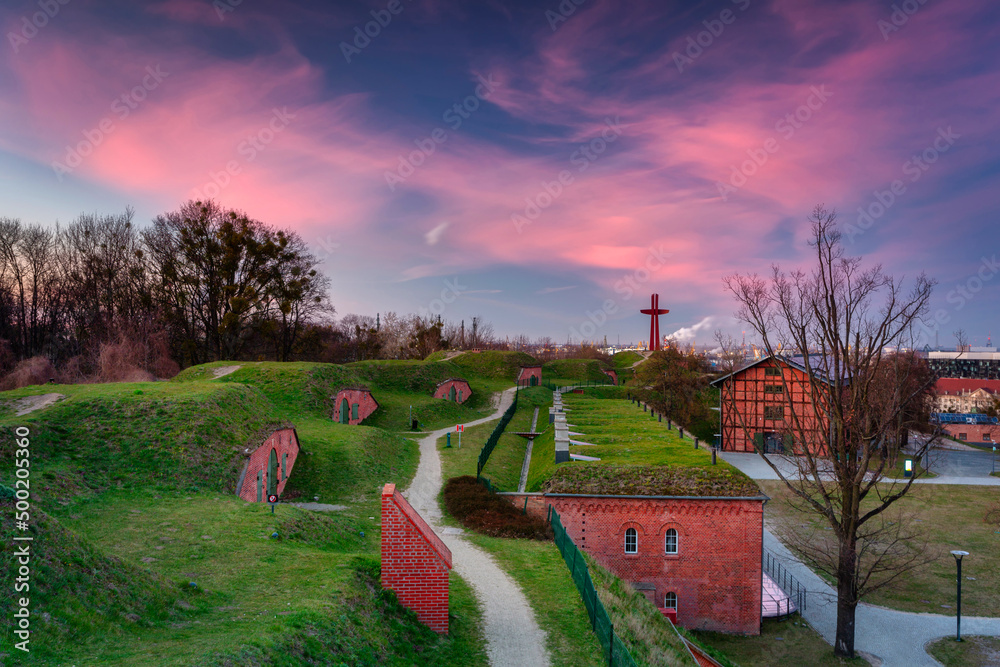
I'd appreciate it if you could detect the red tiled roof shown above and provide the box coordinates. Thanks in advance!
[934,378,1000,395]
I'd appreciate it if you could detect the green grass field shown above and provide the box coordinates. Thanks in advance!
[760,481,1000,616]
[927,635,1000,667]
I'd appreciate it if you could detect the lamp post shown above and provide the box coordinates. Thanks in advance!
[951,550,969,641]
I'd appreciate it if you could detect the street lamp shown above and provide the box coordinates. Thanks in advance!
[951,550,969,641]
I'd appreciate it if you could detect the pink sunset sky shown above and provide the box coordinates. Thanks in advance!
[1,0,998,345]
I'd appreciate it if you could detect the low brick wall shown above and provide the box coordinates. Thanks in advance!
[602,368,618,385]
[502,492,764,634]
[381,483,452,634]
[236,428,299,502]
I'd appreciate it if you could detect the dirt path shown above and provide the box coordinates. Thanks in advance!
[12,392,64,416]
[212,365,241,378]
[404,388,550,667]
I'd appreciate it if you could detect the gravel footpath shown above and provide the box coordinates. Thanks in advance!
[404,388,550,667]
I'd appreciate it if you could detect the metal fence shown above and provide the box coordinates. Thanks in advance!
[763,549,807,614]
[550,507,638,667]
[541,378,614,391]
[476,390,519,478]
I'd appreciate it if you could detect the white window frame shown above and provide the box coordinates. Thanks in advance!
[664,528,678,554]
[624,527,638,554]
[664,592,677,609]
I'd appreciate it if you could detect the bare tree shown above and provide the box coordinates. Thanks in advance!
[722,206,937,658]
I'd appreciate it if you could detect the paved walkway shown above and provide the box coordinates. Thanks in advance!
[404,388,550,667]
[721,451,1000,664]
[720,451,1000,486]
[765,527,1000,666]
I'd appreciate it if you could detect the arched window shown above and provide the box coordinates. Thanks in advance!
[664,592,677,609]
[624,527,638,554]
[665,528,678,554]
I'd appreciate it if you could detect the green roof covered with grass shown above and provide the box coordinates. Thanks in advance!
[526,391,759,497]
[542,464,761,497]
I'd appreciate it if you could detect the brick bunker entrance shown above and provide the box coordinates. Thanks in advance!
[380,483,452,633]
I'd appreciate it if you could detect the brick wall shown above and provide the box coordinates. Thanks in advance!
[236,428,300,502]
[518,366,542,385]
[502,492,763,634]
[944,423,998,443]
[433,378,472,404]
[602,368,618,385]
[381,483,452,634]
[332,388,379,425]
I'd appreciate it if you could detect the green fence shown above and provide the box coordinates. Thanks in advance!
[476,389,519,478]
[550,507,638,667]
[541,378,614,391]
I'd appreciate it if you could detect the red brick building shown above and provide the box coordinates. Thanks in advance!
[601,368,619,385]
[517,365,542,387]
[381,483,452,634]
[712,356,832,455]
[332,387,379,424]
[235,427,300,502]
[943,423,998,444]
[508,492,765,634]
[433,378,472,404]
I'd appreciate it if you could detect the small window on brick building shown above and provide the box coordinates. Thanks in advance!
[624,528,637,554]
[764,367,781,376]
[665,529,678,554]
[665,592,677,609]
[764,384,783,394]
[764,405,784,420]
[959,432,968,441]
[352,403,359,420]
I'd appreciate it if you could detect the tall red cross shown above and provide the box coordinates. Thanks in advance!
[640,293,669,351]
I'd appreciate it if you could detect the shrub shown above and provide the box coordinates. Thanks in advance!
[443,475,551,540]
[0,355,57,389]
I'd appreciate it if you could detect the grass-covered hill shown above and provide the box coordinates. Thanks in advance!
[542,358,613,384]
[0,357,512,665]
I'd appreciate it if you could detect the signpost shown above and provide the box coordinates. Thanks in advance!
[904,459,913,478]
[456,424,464,448]
[267,494,278,514]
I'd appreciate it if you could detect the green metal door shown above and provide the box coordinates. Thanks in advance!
[340,398,349,423]
[449,385,456,401]
[530,375,538,386]
[268,449,278,495]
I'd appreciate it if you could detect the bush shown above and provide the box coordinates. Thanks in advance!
[0,355,57,389]
[0,484,15,500]
[443,475,551,540]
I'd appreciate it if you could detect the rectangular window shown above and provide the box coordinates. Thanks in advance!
[352,403,359,420]
[764,367,781,376]
[959,432,968,441]
[764,406,784,420]
[764,385,783,394]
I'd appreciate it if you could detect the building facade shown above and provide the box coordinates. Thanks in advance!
[433,378,472,403]
[933,378,1000,413]
[509,492,764,634]
[712,356,831,454]
[517,365,543,387]
[332,388,379,424]
[235,427,300,502]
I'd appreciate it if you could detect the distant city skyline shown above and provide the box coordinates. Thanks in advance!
[1,0,998,345]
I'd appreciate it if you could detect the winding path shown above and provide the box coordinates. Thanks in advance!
[403,388,550,667]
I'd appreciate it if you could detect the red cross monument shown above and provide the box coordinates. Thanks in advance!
[640,293,669,351]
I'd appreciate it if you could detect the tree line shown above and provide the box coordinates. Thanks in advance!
[0,200,331,385]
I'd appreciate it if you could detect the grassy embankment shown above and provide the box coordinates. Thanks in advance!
[0,361,497,665]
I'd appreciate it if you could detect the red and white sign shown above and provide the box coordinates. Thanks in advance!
[456,425,464,432]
